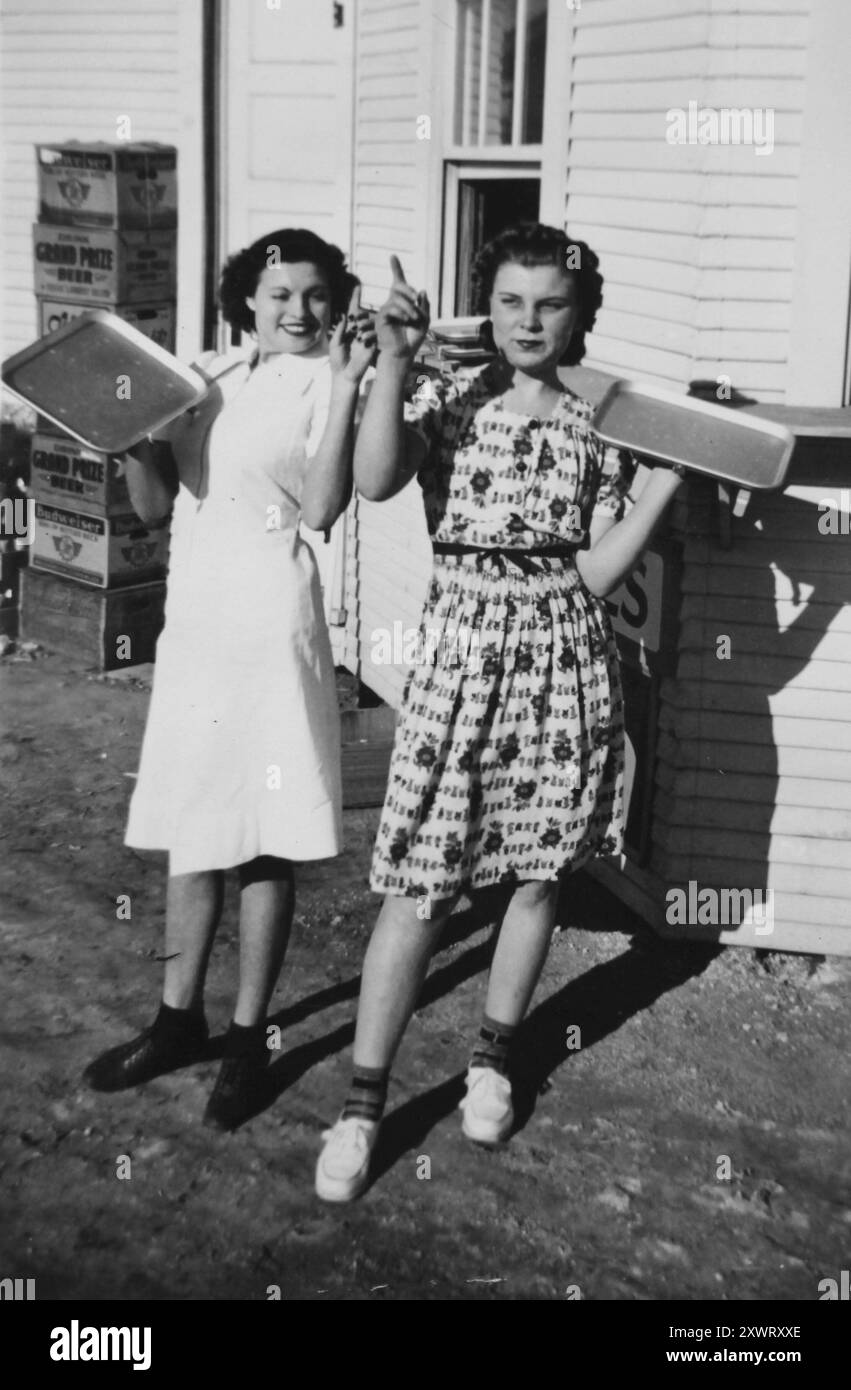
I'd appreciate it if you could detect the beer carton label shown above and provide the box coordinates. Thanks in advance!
[33,223,177,305]
[37,141,177,228]
[30,432,132,513]
[32,502,169,587]
[38,299,176,352]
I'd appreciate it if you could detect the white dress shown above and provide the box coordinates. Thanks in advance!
[125,347,343,874]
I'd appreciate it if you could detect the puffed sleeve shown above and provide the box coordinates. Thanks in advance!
[590,437,636,524]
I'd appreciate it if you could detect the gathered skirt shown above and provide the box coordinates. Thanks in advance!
[370,553,625,900]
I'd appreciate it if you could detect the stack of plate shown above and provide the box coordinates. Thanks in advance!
[426,316,492,368]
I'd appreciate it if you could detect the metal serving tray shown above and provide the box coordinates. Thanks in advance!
[2,309,208,454]
[591,380,796,491]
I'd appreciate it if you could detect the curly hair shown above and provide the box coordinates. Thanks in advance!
[218,228,353,334]
[471,222,603,366]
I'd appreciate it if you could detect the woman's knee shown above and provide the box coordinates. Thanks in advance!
[375,891,456,944]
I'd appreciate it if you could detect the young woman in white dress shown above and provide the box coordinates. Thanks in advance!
[84,229,375,1129]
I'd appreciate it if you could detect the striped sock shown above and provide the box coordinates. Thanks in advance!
[342,1064,390,1124]
[470,1015,516,1077]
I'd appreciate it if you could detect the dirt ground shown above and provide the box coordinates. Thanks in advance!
[1,650,850,1303]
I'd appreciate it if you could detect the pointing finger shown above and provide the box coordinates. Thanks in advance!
[347,282,362,317]
[390,254,408,287]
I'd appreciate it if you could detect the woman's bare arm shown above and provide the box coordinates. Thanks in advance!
[353,356,426,502]
[300,377,360,530]
[353,256,430,502]
[577,466,684,598]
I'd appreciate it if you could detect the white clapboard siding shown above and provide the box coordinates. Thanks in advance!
[655,797,851,840]
[677,620,851,667]
[661,709,851,754]
[0,0,205,359]
[656,730,851,783]
[656,765,851,813]
[684,536,840,575]
[588,857,850,954]
[651,853,851,902]
[351,0,427,301]
[654,830,851,871]
[564,0,811,404]
[345,0,434,703]
[679,594,851,635]
[675,655,851,694]
[666,681,851,722]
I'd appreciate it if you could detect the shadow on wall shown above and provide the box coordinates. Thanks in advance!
[655,437,851,954]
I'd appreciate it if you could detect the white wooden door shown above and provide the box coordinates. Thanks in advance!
[220,0,355,661]
[220,0,354,258]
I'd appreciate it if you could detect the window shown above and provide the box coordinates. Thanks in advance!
[453,0,548,148]
[442,0,549,314]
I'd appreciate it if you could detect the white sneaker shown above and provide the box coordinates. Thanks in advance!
[315,1115,379,1203]
[459,1066,514,1144]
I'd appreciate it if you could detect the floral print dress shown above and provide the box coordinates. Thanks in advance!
[370,362,636,901]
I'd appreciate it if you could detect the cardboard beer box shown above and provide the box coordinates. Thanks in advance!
[32,502,169,588]
[21,567,166,670]
[33,223,177,305]
[30,432,132,514]
[38,299,176,352]
[36,141,177,229]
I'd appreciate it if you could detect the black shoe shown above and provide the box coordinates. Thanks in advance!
[83,1012,209,1092]
[203,1052,269,1132]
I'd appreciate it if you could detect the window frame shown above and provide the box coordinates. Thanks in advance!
[440,161,541,316]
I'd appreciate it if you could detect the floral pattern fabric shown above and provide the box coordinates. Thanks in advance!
[370,364,636,901]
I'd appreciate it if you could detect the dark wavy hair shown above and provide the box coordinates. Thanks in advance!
[472,223,603,366]
[219,228,353,334]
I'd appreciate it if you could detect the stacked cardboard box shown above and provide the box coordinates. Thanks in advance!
[33,140,178,344]
[23,140,177,668]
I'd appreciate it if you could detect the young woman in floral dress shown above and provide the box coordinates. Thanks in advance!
[316,224,685,1201]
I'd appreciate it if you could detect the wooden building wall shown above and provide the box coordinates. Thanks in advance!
[592,457,851,956]
[563,0,811,403]
[658,465,851,954]
[0,0,204,361]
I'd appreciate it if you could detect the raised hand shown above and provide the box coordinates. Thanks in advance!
[329,283,377,383]
[375,256,430,360]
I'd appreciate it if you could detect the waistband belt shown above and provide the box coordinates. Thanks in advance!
[431,541,579,576]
